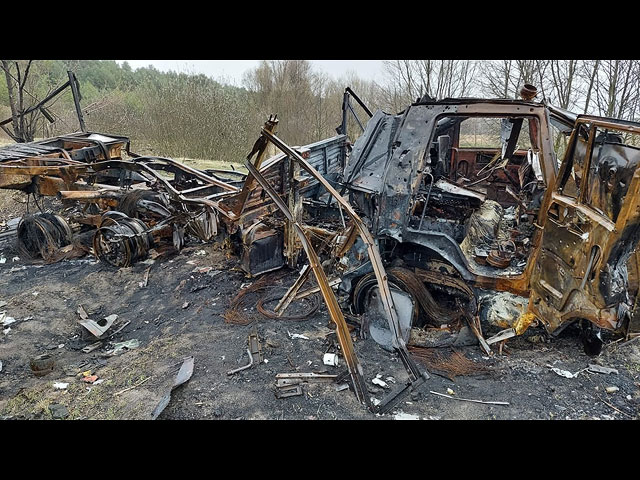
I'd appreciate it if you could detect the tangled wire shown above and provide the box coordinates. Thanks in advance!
[223,273,319,325]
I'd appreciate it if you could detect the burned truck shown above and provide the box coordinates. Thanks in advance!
[2,82,640,411]
[336,87,640,354]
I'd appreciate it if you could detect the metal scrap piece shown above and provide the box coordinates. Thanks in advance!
[151,356,195,420]
[587,364,619,375]
[226,348,254,376]
[82,341,103,353]
[227,327,262,375]
[275,385,303,398]
[485,328,517,345]
[275,373,337,382]
[79,313,118,338]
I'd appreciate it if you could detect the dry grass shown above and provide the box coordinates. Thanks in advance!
[0,335,188,420]
[177,157,246,173]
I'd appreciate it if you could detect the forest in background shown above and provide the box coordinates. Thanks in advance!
[1,60,640,163]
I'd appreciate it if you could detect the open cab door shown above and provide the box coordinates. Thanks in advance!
[528,115,640,352]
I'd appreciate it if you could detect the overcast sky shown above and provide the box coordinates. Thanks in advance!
[116,60,387,86]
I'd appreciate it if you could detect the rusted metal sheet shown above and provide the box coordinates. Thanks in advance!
[527,115,640,345]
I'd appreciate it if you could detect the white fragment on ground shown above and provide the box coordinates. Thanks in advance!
[32,291,38,297]
[3,327,11,335]
[93,379,104,385]
[323,353,339,366]
[0,257,6,264]
[372,374,388,388]
[394,412,420,420]
[605,386,619,394]
[287,330,309,340]
[53,382,69,390]
[386,376,396,384]
[447,388,455,395]
[0,360,3,372]
[587,364,619,375]
[371,397,381,406]
[195,250,206,256]
[627,395,632,400]
[12,257,19,262]
[192,266,213,274]
[1,313,16,326]
[547,365,583,379]
[57,344,64,349]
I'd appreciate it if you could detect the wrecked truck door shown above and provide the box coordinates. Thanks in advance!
[528,115,640,350]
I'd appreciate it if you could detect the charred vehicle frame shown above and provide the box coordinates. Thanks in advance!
[2,79,640,412]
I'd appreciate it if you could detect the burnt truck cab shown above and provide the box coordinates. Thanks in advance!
[342,97,563,291]
[340,94,640,345]
[528,115,640,345]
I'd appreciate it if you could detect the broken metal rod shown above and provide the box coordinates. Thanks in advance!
[254,125,429,410]
[485,328,517,346]
[294,278,341,300]
[114,376,152,396]
[227,348,254,376]
[274,264,310,315]
[244,158,371,408]
[275,373,338,381]
[429,390,509,406]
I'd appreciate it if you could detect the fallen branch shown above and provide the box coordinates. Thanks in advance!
[114,376,152,396]
[429,390,509,406]
[108,320,131,338]
[619,335,640,348]
[600,397,633,419]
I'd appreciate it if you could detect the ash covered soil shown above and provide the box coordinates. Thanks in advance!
[1,223,640,421]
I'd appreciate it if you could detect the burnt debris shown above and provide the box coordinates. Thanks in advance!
[3,86,640,412]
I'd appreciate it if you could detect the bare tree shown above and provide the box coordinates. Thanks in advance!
[479,60,516,99]
[544,60,579,109]
[381,60,478,112]
[0,60,43,142]
[591,60,640,120]
[580,60,600,114]
[244,60,325,145]
[479,60,540,100]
